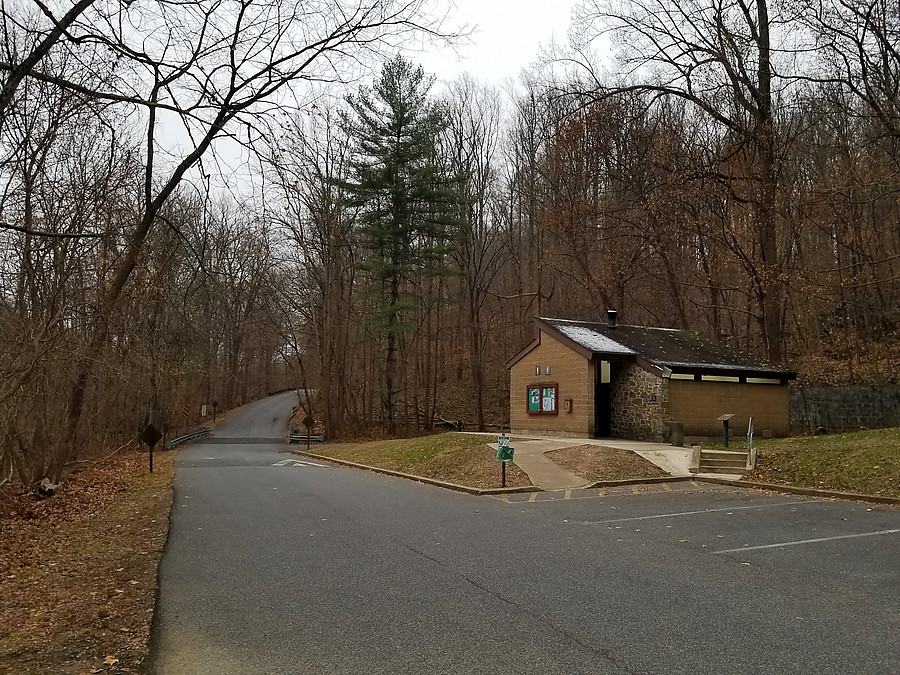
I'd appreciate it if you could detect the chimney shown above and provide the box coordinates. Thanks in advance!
[607,309,617,328]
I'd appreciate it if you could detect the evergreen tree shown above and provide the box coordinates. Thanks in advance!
[342,56,460,435]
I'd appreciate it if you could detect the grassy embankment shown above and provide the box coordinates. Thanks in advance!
[305,433,531,489]
[747,427,900,498]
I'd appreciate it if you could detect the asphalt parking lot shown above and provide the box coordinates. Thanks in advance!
[154,416,900,675]
[496,482,900,587]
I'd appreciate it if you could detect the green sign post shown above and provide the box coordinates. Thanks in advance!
[497,434,514,487]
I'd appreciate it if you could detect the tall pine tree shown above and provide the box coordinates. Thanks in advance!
[342,56,459,435]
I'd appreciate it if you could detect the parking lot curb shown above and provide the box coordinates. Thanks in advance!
[694,476,900,505]
[584,476,696,489]
[292,450,899,504]
[291,450,542,496]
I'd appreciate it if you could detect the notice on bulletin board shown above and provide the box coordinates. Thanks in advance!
[542,387,555,412]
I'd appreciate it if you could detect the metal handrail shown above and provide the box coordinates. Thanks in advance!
[288,432,325,444]
[165,427,211,450]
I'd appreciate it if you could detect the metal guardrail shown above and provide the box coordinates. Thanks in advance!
[165,427,211,449]
[289,433,326,444]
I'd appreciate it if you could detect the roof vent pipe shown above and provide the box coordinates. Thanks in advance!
[607,309,617,328]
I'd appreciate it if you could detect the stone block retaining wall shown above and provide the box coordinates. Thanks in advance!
[790,385,900,433]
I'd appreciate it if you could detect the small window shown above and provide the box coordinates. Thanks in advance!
[527,384,558,415]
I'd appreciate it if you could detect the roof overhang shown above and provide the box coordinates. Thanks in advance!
[506,318,598,370]
[507,317,798,380]
[534,317,595,360]
[505,335,541,369]
[658,363,797,381]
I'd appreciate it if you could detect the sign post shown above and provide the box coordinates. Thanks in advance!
[303,415,315,452]
[496,434,514,487]
[139,423,162,474]
[717,413,735,448]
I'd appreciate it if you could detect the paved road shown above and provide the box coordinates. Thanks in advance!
[148,394,900,674]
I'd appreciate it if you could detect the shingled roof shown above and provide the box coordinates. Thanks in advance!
[508,316,795,379]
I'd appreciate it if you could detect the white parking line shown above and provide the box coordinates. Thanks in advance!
[714,528,900,554]
[584,500,813,525]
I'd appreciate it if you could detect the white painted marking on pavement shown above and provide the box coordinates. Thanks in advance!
[584,500,813,525]
[714,528,900,554]
[271,459,326,467]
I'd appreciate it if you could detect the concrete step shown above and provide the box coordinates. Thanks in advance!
[701,450,747,459]
[699,465,747,475]
[699,455,747,467]
[691,447,752,474]
[700,459,747,468]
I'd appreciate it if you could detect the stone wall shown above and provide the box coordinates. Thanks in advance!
[609,364,669,441]
[790,385,900,433]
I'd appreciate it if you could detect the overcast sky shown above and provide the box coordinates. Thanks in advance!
[416,0,580,87]
[202,1,584,192]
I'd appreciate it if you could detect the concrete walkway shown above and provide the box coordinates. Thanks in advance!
[584,439,694,477]
[576,438,744,481]
[484,434,743,488]
[488,439,591,490]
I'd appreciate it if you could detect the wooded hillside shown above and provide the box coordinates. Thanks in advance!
[1,0,898,485]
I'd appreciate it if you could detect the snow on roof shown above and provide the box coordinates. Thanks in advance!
[554,324,637,355]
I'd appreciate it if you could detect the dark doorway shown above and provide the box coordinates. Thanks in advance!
[594,361,611,437]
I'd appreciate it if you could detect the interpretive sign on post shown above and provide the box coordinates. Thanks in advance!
[717,413,735,448]
[497,434,514,487]
[496,434,514,462]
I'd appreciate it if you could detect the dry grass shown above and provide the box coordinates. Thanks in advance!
[0,448,174,674]
[746,428,900,497]
[306,432,531,489]
[545,445,668,482]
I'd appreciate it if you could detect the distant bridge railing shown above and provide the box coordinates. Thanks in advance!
[165,427,211,450]
[289,432,326,444]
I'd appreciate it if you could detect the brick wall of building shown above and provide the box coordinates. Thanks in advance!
[509,332,595,436]
[609,364,669,441]
[668,380,789,436]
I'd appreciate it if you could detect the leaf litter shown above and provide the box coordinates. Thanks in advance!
[0,449,174,674]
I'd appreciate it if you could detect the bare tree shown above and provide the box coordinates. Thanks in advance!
[0,0,457,480]
[802,0,900,144]
[566,0,797,362]
[260,107,361,436]
[442,75,509,430]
